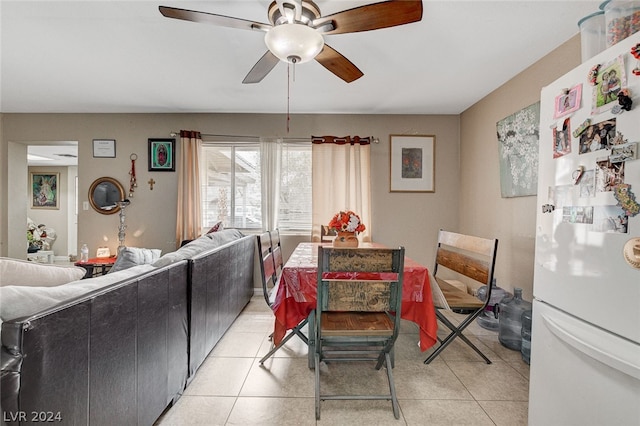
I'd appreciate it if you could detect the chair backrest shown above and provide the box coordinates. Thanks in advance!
[317,247,405,330]
[270,228,284,280]
[256,231,277,307]
[433,230,498,311]
[320,225,337,242]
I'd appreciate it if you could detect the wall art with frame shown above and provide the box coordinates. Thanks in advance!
[496,101,540,198]
[389,135,435,192]
[31,172,59,209]
[92,139,116,158]
[148,138,175,171]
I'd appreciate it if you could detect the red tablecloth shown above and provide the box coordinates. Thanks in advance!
[75,257,117,266]
[271,242,438,352]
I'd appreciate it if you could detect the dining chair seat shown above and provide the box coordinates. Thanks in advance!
[320,312,395,336]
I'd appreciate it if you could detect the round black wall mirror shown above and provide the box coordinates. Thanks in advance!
[88,177,125,215]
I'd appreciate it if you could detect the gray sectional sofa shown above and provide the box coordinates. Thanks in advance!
[0,230,255,425]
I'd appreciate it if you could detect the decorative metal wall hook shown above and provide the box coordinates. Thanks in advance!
[129,153,138,197]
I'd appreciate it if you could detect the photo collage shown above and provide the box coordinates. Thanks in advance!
[549,53,639,234]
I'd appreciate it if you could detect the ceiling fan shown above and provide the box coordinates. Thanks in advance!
[159,0,423,84]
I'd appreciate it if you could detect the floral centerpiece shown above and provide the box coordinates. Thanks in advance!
[328,210,365,247]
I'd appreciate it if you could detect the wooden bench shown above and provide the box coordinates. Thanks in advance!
[425,230,498,364]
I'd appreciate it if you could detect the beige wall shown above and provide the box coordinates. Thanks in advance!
[1,113,460,267]
[458,35,582,300]
[0,35,583,298]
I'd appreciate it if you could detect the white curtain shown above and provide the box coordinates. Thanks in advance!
[176,130,202,247]
[260,138,282,231]
[312,140,372,242]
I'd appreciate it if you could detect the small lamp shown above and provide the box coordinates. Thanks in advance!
[264,23,324,64]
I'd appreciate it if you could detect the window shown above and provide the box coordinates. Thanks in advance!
[278,143,312,231]
[201,142,311,232]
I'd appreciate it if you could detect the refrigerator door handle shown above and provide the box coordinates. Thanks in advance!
[541,313,640,380]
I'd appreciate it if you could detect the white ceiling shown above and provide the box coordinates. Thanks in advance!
[27,144,78,166]
[1,0,602,116]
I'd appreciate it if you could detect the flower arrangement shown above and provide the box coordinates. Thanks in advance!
[328,210,366,234]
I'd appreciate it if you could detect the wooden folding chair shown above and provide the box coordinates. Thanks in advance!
[320,225,337,242]
[314,246,405,420]
[257,230,308,364]
[257,231,277,307]
[270,228,284,278]
[424,230,498,364]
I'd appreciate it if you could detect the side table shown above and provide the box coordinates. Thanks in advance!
[75,257,117,278]
[27,250,55,263]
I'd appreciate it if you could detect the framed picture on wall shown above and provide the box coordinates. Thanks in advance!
[148,138,175,171]
[389,135,435,192]
[31,172,60,209]
[92,139,116,158]
[496,101,540,198]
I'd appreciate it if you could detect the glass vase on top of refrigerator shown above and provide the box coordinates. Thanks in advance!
[529,32,640,425]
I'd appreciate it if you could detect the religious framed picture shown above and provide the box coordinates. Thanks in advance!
[389,135,435,192]
[148,138,175,171]
[31,172,60,209]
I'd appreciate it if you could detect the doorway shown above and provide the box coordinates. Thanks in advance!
[26,142,78,261]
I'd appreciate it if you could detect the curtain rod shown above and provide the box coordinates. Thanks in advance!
[169,132,379,144]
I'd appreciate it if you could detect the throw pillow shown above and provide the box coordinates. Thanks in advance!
[0,257,86,287]
[153,229,244,268]
[204,221,224,235]
[108,247,162,273]
[204,228,244,246]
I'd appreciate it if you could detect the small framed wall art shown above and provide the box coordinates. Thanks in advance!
[93,139,116,158]
[31,172,60,209]
[148,138,175,171]
[389,134,435,192]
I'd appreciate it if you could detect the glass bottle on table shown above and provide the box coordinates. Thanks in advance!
[80,244,89,263]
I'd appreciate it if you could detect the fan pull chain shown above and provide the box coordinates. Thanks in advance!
[287,63,291,133]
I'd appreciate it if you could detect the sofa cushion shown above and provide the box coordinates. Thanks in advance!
[108,247,162,273]
[153,229,244,267]
[204,228,244,245]
[0,257,86,287]
[0,264,156,322]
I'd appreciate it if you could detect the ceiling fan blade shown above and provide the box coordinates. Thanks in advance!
[159,6,271,32]
[313,0,423,35]
[242,51,280,84]
[315,45,363,83]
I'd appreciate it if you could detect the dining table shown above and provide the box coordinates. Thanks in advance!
[270,242,439,365]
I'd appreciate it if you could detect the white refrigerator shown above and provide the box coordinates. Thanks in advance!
[529,32,640,425]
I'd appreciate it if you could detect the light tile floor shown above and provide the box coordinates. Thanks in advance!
[156,296,529,425]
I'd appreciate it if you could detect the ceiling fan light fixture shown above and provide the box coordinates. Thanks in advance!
[264,23,324,64]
